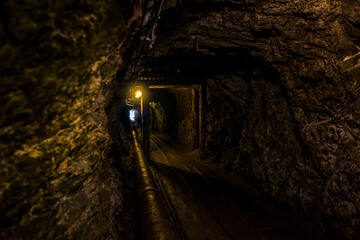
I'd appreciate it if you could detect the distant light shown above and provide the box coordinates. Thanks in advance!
[135,90,142,98]
[129,109,136,121]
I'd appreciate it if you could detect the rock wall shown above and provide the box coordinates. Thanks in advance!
[150,101,166,133]
[150,89,179,139]
[149,88,194,146]
[0,1,144,239]
[205,72,251,170]
[170,88,194,146]
[151,0,360,238]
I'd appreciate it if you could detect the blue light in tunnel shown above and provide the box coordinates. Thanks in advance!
[129,109,136,121]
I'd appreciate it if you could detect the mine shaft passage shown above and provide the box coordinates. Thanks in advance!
[126,77,324,239]
[120,49,336,240]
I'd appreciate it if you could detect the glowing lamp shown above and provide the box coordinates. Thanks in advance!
[135,90,142,98]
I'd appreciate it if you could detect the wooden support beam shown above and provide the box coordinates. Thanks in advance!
[149,84,198,89]
[139,77,202,86]
[199,82,206,156]
[142,83,150,160]
[192,88,200,149]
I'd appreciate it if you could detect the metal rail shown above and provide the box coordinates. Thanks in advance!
[149,135,235,240]
[150,165,187,240]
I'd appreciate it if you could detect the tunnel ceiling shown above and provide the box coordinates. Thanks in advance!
[139,52,257,82]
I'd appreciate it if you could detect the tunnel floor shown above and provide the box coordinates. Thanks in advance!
[148,133,321,240]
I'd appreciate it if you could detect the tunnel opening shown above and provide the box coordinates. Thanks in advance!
[131,49,290,165]
[136,50,260,156]
[129,109,139,122]
[149,87,199,149]
[148,88,178,140]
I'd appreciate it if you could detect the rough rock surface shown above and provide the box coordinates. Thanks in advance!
[170,88,195,146]
[0,1,143,239]
[150,89,179,138]
[149,88,194,146]
[150,0,360,239]
[150,101,167,133]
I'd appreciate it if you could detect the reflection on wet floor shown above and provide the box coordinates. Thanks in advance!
[149,133,323,240]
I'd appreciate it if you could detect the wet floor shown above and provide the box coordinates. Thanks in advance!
[149,133,324,240]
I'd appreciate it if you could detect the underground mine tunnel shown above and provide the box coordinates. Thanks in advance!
[1,0,360,240]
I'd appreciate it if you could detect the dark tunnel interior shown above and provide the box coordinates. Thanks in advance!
[149,89,179,140]
[2,1,360,240]
[118,51,278,153]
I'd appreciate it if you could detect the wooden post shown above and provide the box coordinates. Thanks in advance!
[140,89,144,147]
[199,82,206,156]
[142,83,150,160]
[192,86,200,149]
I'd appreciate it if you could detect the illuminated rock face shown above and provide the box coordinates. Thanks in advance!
[152,1,360,238]
[0,1,141,239]
[150,101,167,134]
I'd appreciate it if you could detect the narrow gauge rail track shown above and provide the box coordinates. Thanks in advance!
[149,154,187,240]
[148,134,319,240]
[149,135,239,240]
